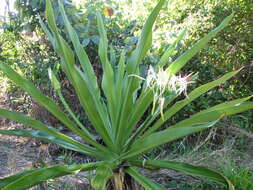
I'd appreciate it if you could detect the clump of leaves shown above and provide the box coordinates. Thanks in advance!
[0,0,252,189]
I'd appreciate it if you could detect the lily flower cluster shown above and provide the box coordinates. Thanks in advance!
[129,66,193,119]
[146,66,193,118]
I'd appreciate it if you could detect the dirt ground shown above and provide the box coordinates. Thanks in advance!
[0,86,41,178]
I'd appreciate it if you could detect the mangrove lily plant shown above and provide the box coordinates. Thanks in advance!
[0,0,252,189]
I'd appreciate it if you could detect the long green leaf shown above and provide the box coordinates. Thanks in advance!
[0,162,103,190]
[115,75,140,149]
[0,109,113,159]
[0,170,37,189]
[113,52,126,137]
[96,12,117,133]
[170,101,253,129]
[57,0,98,90]
[0,129,109,159]
[123,120,219,159]
[126,167,166,190]
[130,160,234,190]
[166,13,234,74]
[157,29,186,68]
[193,96,253,115]
[91,166,113,190]
[127,0,166,73]
[116,52,126,91]
[110,46,117,70]
[38,17,54,45]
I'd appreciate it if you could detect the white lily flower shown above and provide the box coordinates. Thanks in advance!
[145,66,193,118]
[129,66,193,118]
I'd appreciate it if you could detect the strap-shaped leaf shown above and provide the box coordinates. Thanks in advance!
[110,46,117,70]
[97,12,109,66]
[58,0,99,91]
[96,12,118,133]
[0,170,36,189]
[115,53,126,104]
[113,52,126,137]
[38,16,54,45]
[0,129,108,159]
[166,13,234,74]
[126,167,166,190]
[45,0,115,149]
[0,162,102,190]
[0,108,110,157]
[116,75,140,145]
[127,0,166,74]
[91,166,113,190]
[48,68,61,91]
[0,63,95,143]
[130,160,234,190]
[116,52,126,90]
[145,69,241,135]
[170,100,253,129]
[157,29,186,68]
[123,120,219,159]
[193,96,253,116]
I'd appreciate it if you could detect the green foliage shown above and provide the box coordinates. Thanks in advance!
[166,0,253,99]
[0,0,253,189]
[191,161,253,190]
[14,0,137,54]
[0,30,58,85]
[221,161,253,190]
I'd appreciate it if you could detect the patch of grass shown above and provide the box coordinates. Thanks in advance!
[221,160,253,190]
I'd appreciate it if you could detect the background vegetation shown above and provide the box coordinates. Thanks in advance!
[0,0,252,189]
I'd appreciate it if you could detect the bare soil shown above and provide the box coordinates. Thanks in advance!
[0,86,41,178]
